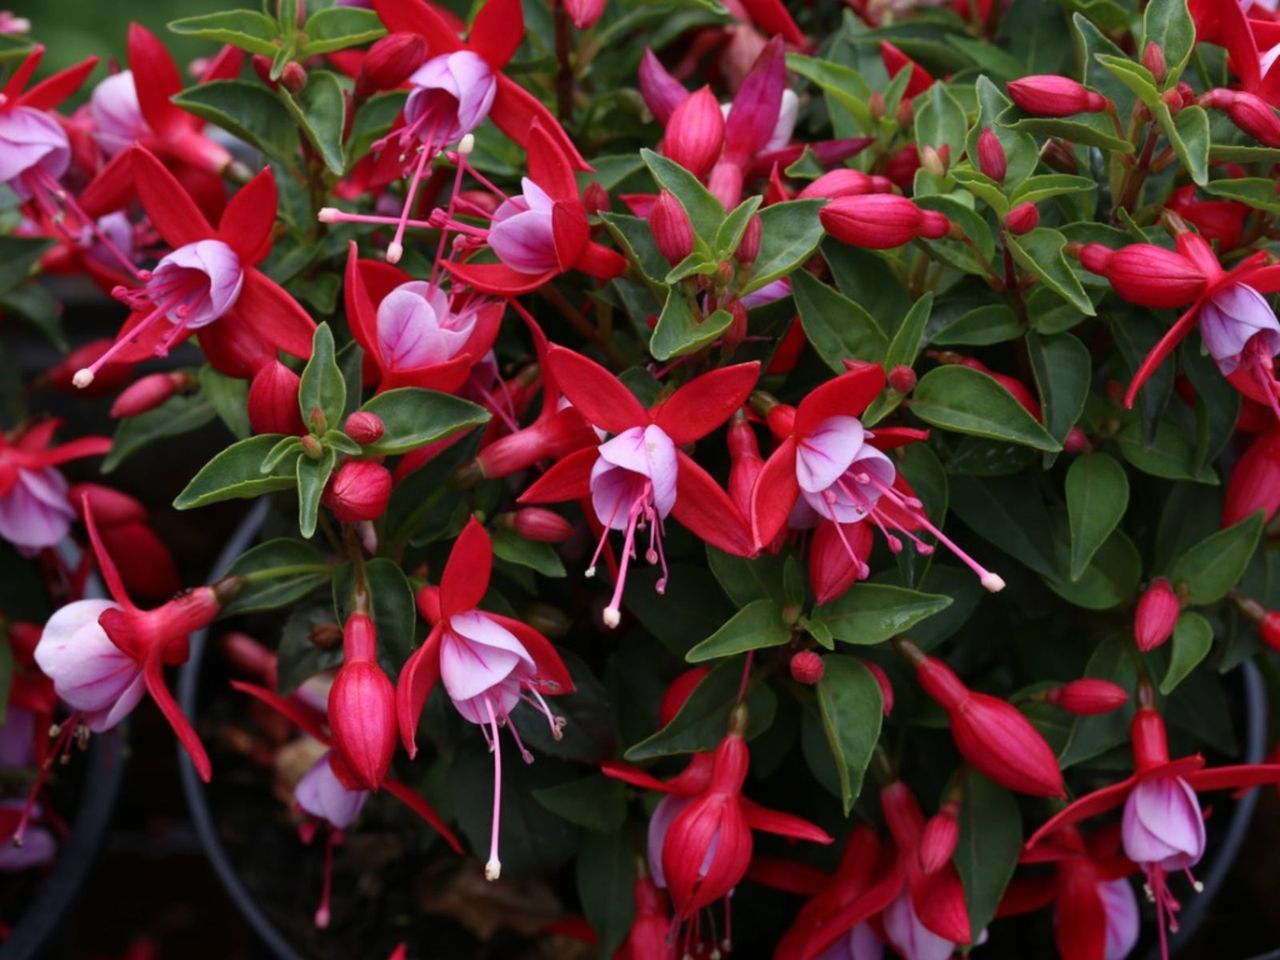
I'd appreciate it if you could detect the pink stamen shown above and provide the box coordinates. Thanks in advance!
[603,481,653,628]
[314,828,339,928]
[428,137,474,292]
[73,284,197,387]
[318,209,437,230]
[484,695,503,880]
[504,710,535,763]
[14,713,82,846]
[827,522,871,580]
[26,167,143,281]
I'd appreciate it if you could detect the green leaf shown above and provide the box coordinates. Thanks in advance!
[220,539,331,616]
[298,323,346,434]
[491,525,566,578]
[949,475,1058,578]
[1203,176,1280,213]
[1065,454,1129,581]
[815,657,883,814]
[809,583,952,645]
[744,200,826,294]
[1094,54,1160,108]
[786,54,872,130]
[199,366,251,440]
[298,5,385,56]
[707,547,791,608]
[911,366,1062,451]
[1142,0,1196,82]
[0,236,53,293]
[955,770,1022,938]
[793,269,888,372]
[1160,612,1214,694]
[1027,332,1091,448]
[282,70,346,175]
[296,448,336,538]
[650,289,732,361]
[1154,102,1209,186]
[168,10,280,54]
[1008,227,1095,316]
[275,604,342,693]
[172,81,300,164]
[357,387,490,454]
[1003,112,1134,153]
[915,82,969,160]
[952,169,1011,218]
[624,659,776,761]
[333,558,418,665]
[640,148,724,242]
[1169,512,1265,605]
[1009,174,1098,207]
[714,196,763,259]
[534,776,628,833]
[1048,525,1141,610]
[174,434,297,509]
[600,212,671,283]
[575,829,637,958]
[1116,415,1218,483]
[103,395,217,473]
[685,599,792,662]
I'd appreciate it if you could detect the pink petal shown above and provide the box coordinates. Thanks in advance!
[795,416,866,494]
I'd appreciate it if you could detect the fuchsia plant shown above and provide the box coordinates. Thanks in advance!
[8,0,1280,956]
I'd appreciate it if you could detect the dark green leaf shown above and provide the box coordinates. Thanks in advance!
[534,776,628,832]
[1142,0,1196,81]
[707,547,791,608]
[298,323,346,433]
[298,5,385,55]
[104,395,217,473]
[715,196,763,259]
[1169,512,1265,605]
[173,81,300,164]
[744,200,826,293]
[793,269,888,372]
[1008,227,1095,316]
[810,584,952,645]
[956,770,1022,938]
[276,604,343,693]
[1065,453,1129,580]
[1027,331,1091,449]
[296,447,336,538]
[169,10,280,54]
[174,434,296,509]
[911,366,1062,451]
[199,366,251,440]
[650,288,732,361]
[0,236,53,293]
[685,599,792,662]
[575,829,637,957]
[1048,525,1141,610]
[1160,611,1213,694]
[491,525,566,578]
[949,474,1057,578]
[815,656,883,814]
[282,70,346,175]
[333,557,418,666]
[640,148,724,242]
[357,387,489,454]
[221,539,330,616]
[915,82,968,159]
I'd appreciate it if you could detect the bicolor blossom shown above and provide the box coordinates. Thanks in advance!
[74,147,315,384]
[396,517,573,880]
[520,348,759,626]
[750,365,1006,591]
[0,420,111,554]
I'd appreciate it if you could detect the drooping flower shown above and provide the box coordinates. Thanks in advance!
[73,147,315,384]
[520,348,759,626]
[0,420,111,554]
[396,517,573,880]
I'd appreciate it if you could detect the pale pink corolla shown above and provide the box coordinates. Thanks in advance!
[376,281,479,369]
[0,106,70,198]
[488,178,558,274]
[0,466,76,553]
[295,753,369,830]
[90,70,150,157]
[33,599,145,732]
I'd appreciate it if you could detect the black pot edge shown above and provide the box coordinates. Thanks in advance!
[175,499,304,960]
[0,725,127,960]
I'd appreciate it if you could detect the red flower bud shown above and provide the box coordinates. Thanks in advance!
[1205,89,1280,148]
[662,86,725,177]
[796,168,893,200]
[789,651,825,685]
[564,0,606,29]
[1077,243,1206,309]
[808,520,872,604]
[915,656,1065,797]
[1046,678,1129,715]
[251,54,274,88]
[68,483,147,528]
[110,372,189,418]
[582,181,610,217]
[820,195,950,249]
[885,144,921,190]
[864,660,893,716]
[651,190,695,265]
[248,361,305,436]
[1005,202,1039,234]
[1263,611,1280,651]
[724,300,748,352]
[727,412,763,520]
[975,127,1007,182]
[280,61,307,94]
[1134,578,1180,652]
[766,318,807,376]
[659,667,710,727]
[507,508,575,543]
[736,214,762,267]
[344,411,385,446]
[1041,138,1079,174]
[101,522,182,602]
[328,614,396,791]
[1007,76,1109,117]
[1224,428,1280,527]
[888,364,917,394]
[1143,43,1167,84]
[356,32,428,99]
[918,800,959,874]
[323,460,392,522]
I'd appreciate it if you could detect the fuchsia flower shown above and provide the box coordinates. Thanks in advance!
[1223,426,1280,526]
[0,45,96,200]
[74,147,315,384]
[89,71,149,157]
[344,244,503,393]
[1027,706,1280,956]
[396,517,573,879]
[520,348,759,626]
[751,365,1005,591]
[0,420,111,554]
[1077,230,1280,415]
[327,614,398,790]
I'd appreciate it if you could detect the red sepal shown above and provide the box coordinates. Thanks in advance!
[552,202,590,272]
[671,451,755,557]
[911,863,971,944]
[445,260,557,295]
[794,366,887,435]
[230,680,330,744]
[518,447,598,504]
[440,517,493,617]
[16,55,98,111]
[654,362,761,444]
[468,0,524,69]
[1054,865,1107,960]
[127,23,185,136]
[382,777,464,852]
[574,240,628,279]
[487,613,575,695]
[80,499,134,609]
[1025,776,1137,850]
[145,645,211,782]
[132,147,216,248]
[218,167,278,265]
[741,799,832,843]
[547,346,649,433]
[395,624,442,757]
[1185,762,1280,792]
[600,760,680,794]
[231,270,317,360]
[1123,302,1200,409]
[750,436,800,549]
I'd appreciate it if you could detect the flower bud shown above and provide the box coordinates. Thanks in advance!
[1076,242,1206,309]
[658,667,710,727]
[1143,43,1167,84]
[914,655,1065,797]
[248,361,305,435]
[344,411,384,446]
[885,144,921,190]
[820,195,947,249]
[356,32,429,99]
[506,508,575,543]
[736,214,762,267]
[1007,76,1109,116]
[809,520,871,604]
[564,0,606,28]
[895,98,915,127]
[1223,428,1280,527]
[1263,611,1280,651]
[328,614,397,791]
[790,651,825,685]
[727,411,763,519]
[918,801,959,874]
[281,62,307,94]
[110,372,190,418]
[1046,678,1129,715]
[868,92,886,121]
[582,181,610,217]
[975,127,1007,182]
[796,168,893,201]
[888,365,917,394]
[1040,138,1079,174]
[251,54,275,88]
[651,190,695,265]
[1204,89,1280,148]
[638,47,687,125]
[921,145,946,177]
[1134,578,1179,652]
[1005,202,1039,234]
[864,660,893,715]
[724,300,748,352]
[323,460,393,522]
[662,86,724,178]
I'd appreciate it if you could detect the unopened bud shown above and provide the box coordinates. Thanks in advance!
[651,190,695,265]
[344,411,384,446]
[736,215,762,267]
[1040,138,1079,174]
[309,622,343,649]
[1045,678,1129,715]
[1134,578,1180,651]
[300,434,324,459]
[505,508,575,543]
[248,361,305,435]
[281,61,307,94]
[583,182,610,217]
[1263,611,1280,651]
[110,371,190,418]
[1007,76,1109,117]
[663,86,724,177]
[1005,202,1040,234]
[895,98,915,127]
[921,145,945,177]
[919,801,959,874]
[1143,43,1167,84]
[888,364,917,394]
[790,651,825,685]
[868,92,886,121]
[975,127,1007,182]
[323,460,393,522]
[724,300,748,352]
[356,32,428,99]
[251,54,275,88]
